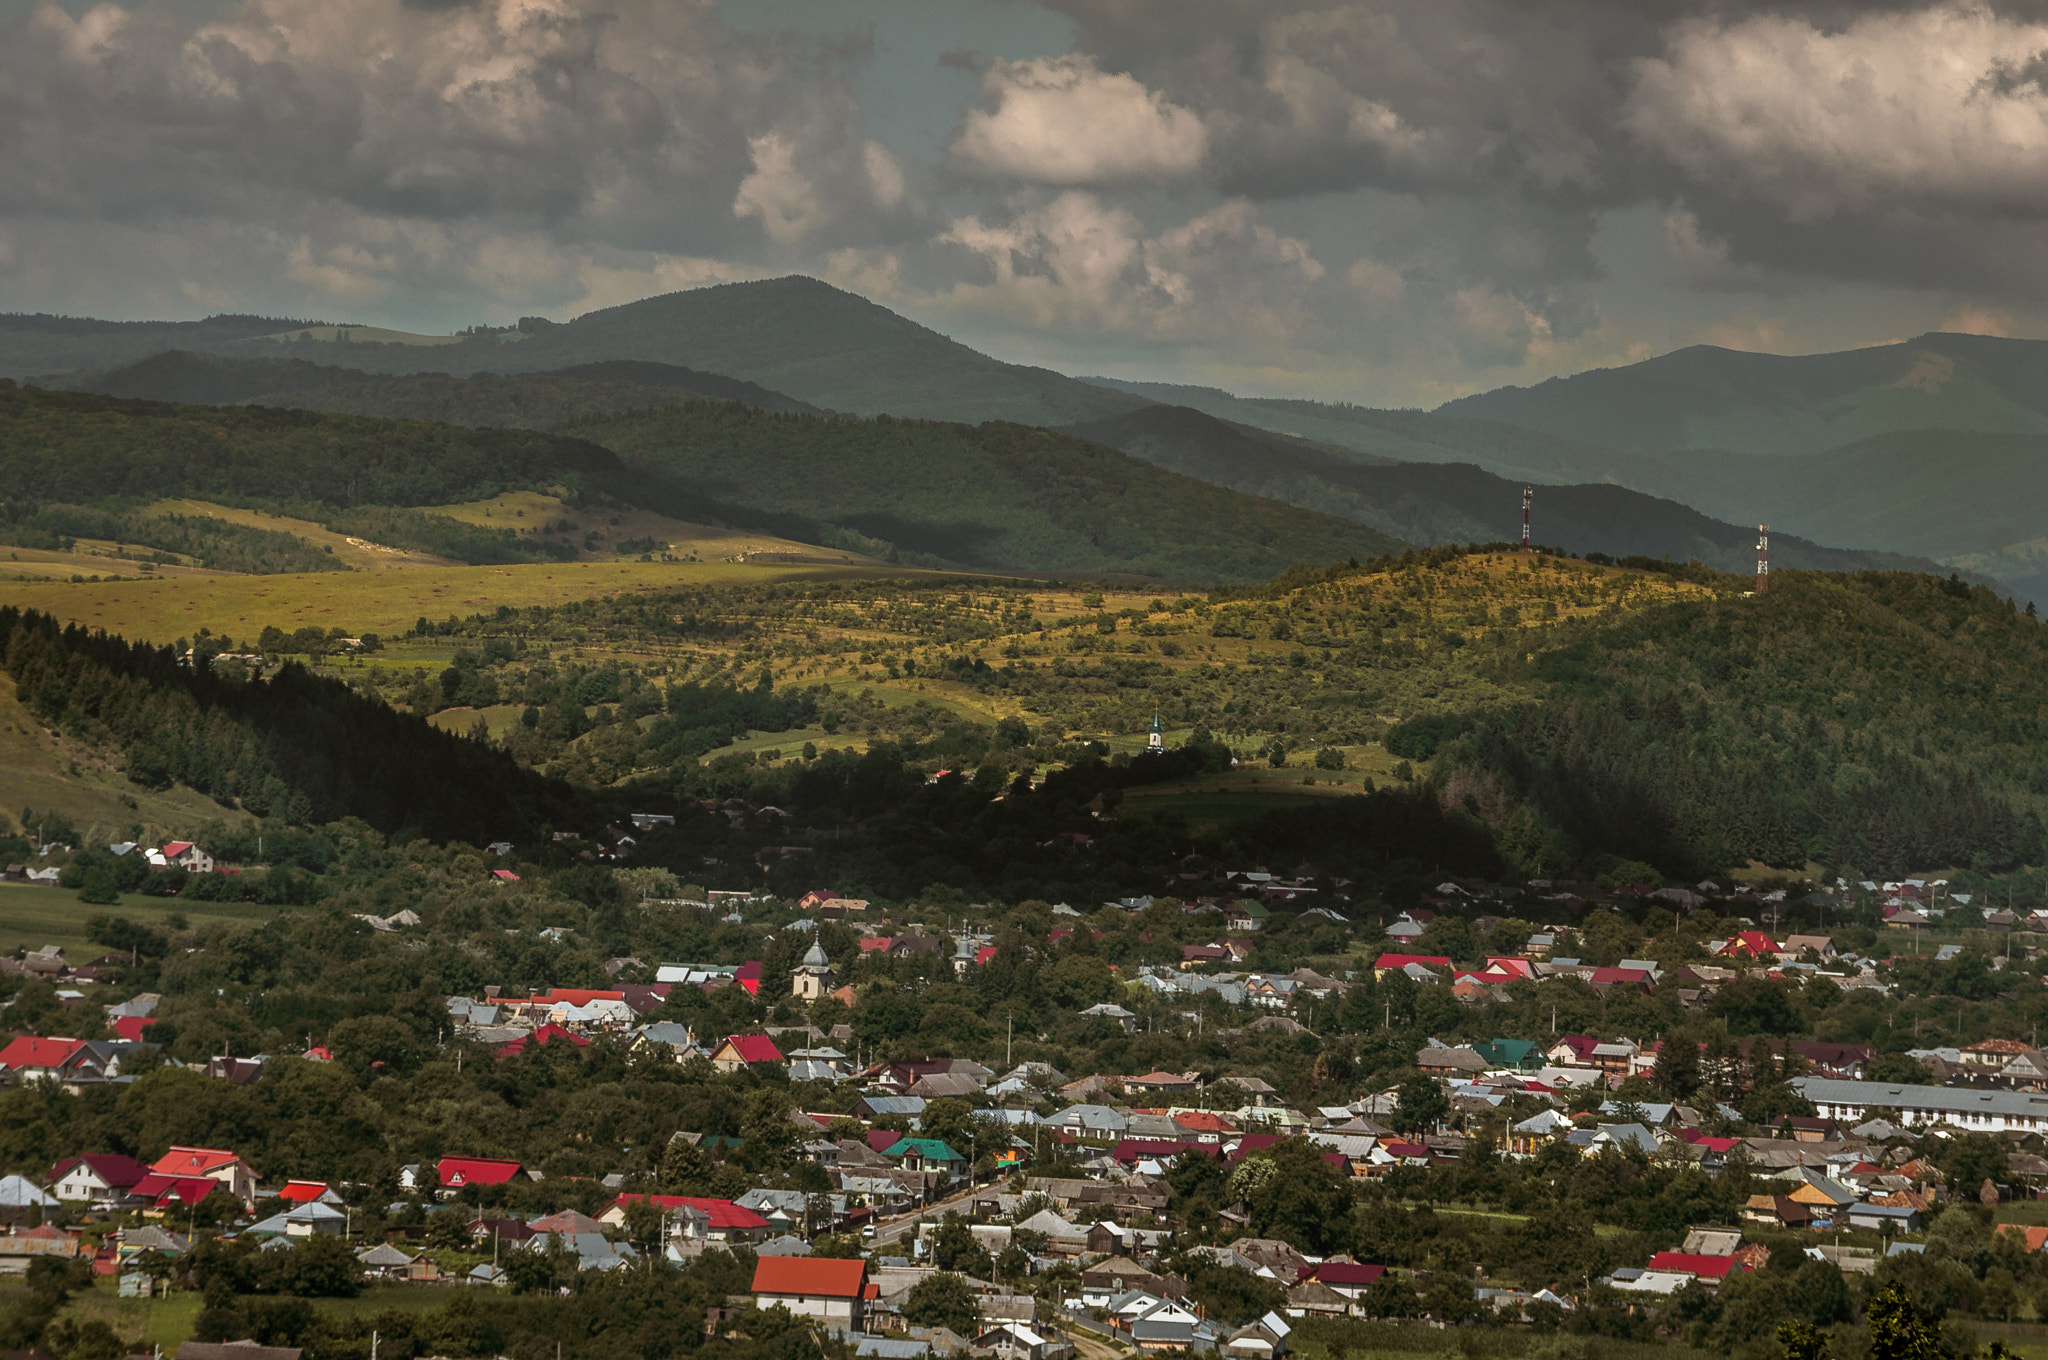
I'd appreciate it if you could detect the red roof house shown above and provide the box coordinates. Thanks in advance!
[753,1256,872,1326]
[437,1156,523,1189]
[711,1035,784,1073]
[496,1024,589,1057]
[1718,932,1780,960]
[1645,1252,1745,1280]
[277,1180,334,1204]
[1373,953,1452,975]
[734,962,764,996]
[0,1036,88,1078]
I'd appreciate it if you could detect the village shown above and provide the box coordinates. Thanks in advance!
[0,849,2042,1360]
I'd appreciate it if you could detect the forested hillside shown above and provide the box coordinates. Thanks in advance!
[40,350,823,422]
[0,608,578,842]
[1422,570,2048,879]
[560,401,1406,579]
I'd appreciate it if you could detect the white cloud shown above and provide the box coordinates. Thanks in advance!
[933,194,1325,344]
[951,55,1207,185]
[1628,4,2048,219]
[734,133,825,245]
[1938,306,2017,337]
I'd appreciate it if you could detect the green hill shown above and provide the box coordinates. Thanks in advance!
[1436,332,2048,455]
[1065,404,1954,578]
[558,401,1406,581]
[38,350,823,422]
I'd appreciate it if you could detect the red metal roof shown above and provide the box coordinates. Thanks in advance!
[1645,1252,1742,1279]
[437,1156,522,1187]
[734,962,763,996]
[278,1181,330,1203]
[1315,1262,1386,1286]
[49,1153,148,1188]
[606,1195,769,1230]
[752,1256,867,1298]
[535,989,625,1006]
[719,1035,784,1064]
[109,1017,157,1043]
[152,1147,240,1176]
[159,842,194,859]
[1374,953,1451,970]
[496,1024,589,1056]
[132,1174,223,1206]
[0,1036,86,1071]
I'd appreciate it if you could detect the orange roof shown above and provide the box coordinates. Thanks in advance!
[1172,1111,1238,1133]
[753,1256,866,1298]
[151,1146,240,1176]
[537,989,625,1006]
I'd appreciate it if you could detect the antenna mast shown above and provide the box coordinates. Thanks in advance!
[1756,524,1770,594]
[1521,487,1532,552]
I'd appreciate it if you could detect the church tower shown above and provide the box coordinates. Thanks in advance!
[792,940,836,1000]
[1148,711,1164,752]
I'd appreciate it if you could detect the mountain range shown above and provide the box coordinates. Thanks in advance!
[8,279,2045,593]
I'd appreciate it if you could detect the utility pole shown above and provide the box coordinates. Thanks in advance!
[1756,525,1770,594]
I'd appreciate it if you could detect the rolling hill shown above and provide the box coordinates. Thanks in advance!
[556,401,1405,581]
[1436,331,2048,455]
[1064,404,1957,579]
[0,383,1403,584]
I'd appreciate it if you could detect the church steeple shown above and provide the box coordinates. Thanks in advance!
[1148,710,1163,752]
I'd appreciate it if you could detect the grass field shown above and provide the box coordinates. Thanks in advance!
[0,673,254,842]
[140,500,454,570]
[0,883,275,954]
[36,1278,457,1354]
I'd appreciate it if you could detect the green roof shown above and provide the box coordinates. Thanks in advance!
[884,1137,965,1162]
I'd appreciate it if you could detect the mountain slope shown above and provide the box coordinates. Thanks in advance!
[1065,404,1953,578]
[557,401,1405,581]
[1437,331,2048,455]
[38,350,823,422]
[201,277,1150,426]
[1079,375,1676,487]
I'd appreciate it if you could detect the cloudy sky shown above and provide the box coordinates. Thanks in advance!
[3,0,2046,405]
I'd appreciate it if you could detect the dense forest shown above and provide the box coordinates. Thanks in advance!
[1,608,579,842]
[558,401,1403,578]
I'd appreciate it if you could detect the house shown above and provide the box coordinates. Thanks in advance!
[1373,953,1450,979]
[436,1156,524,1190]
[153,842,216,873]
[1474,1039,1543,1072]
[0,1036,89,1084]
[752,1255,872,1329]
[147,1147,255,1205]
[711,1035,785,1073]
[974,1323,1072,1360]
[1047,1104,1127,1139]
[1126,1071,1201,1094]
[1080,1003,1137,1032]
[1310,1261,1385,1305]
[1224,1314,1290,1360]
[1715,931,1779,960]
[1416,1047,1488,1076]
[882,1138,966,1175]
[50,1154,149,1208]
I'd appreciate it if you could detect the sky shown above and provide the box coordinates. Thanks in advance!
[3,0,2047,407]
